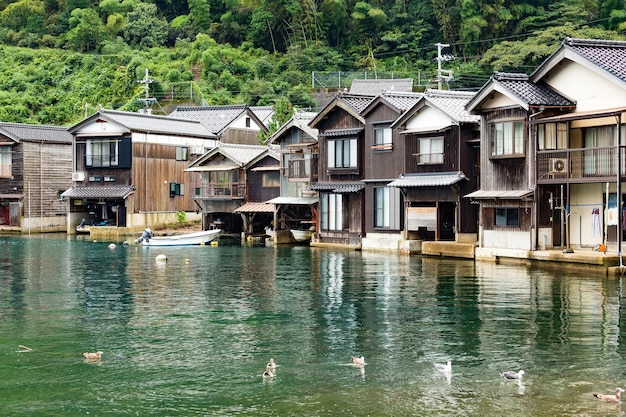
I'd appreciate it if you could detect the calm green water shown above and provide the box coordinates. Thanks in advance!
[1,234,626,416]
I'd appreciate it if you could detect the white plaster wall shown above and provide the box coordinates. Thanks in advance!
[482,230,532,250]
[21,215,67,232]
[547,63,626,112]
[231,114,262,130]
[405,105,451,132]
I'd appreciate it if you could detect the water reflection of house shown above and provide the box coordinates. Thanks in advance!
[264,111,319,244]
[0,123,73,232]
[185,143,280,235]
[61,109,218,235]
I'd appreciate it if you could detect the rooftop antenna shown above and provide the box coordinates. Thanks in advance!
[435,43,455,90]
[137,68,155,113]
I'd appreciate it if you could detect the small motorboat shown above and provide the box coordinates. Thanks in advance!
[290,229,313,242]
[136,228,221,246]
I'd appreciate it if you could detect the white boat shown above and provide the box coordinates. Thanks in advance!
[290,229,312,242]
[138,229,221,246]
[76,225,90,234]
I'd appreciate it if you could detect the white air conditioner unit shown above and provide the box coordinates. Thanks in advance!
[72,172,85,181]
[549,158,567,174]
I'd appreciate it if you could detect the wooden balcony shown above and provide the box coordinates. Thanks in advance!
[287,159,318,182]
[190,182,246,199]
[537,147,626,183]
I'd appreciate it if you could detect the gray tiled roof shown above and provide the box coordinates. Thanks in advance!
[563,38,626,83]
[337,93,376,114]
[266,111,318,145]
[388,171,466,188]
[188,142,277,170]
[423,90,480,123]
[61,186,135,199]
[350,78,414,95]
[0,123,73,144]
[380,91,424,111]
[493,72,575,106]
[311,181,365,193]
[170,105,253,134]
[250,106,275,127]
[321,128,364,137]
[73,109,216,138]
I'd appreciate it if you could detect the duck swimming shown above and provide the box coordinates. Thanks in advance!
[499,369,524,380]
[263,365,274,379]
[433,360,451,373]
[594,387,625,403]
[352,356,365,365]
[83,351,102,360]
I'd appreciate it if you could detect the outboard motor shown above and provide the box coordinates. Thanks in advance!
[79,218,86,227]
[135,228,153,244]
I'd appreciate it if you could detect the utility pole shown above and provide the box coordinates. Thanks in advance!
[435,43,454,90]
[137,68,154,112]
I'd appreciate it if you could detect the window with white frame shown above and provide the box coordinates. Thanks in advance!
[328,138,357,169]
[320,193,343,231]
[374,187,401,229]
[86,139,118,167]
[490,120,524,156]
[0,145,11,177]
[373,127,392,150]
[418,137,444,164]
[176,146,189,161]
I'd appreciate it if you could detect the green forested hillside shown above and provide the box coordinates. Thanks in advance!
[0,0,624,125]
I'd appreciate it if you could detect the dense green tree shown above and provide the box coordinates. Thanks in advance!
[64,8,107,52]
[0,0,46,32]
[123,2,168,48]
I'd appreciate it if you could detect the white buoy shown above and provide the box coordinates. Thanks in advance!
[155,254,167,263]
[108,243,116,249]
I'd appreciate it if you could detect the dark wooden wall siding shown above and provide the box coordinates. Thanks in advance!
[247,156,280,202]
[480,202,533,231]
[480,108,529,191]
[317,109,365,182]
[0,143,22,195]
[364,105,405,179]
[22,141,72,217]
[221,129,262,145]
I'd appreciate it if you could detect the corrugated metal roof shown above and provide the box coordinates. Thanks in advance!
[0,123,73,144]
[234,202,275,213]
[350,78,414,95]
[73,109,216,139]
[311,182,365,193]
[266,196,319,205]
[61,186,135,199]
[464,189,533,199]
[388,172,467,187]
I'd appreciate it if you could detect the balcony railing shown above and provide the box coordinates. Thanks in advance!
[190,182,246,198]
[537,146,626,182]
[287,159,318,181]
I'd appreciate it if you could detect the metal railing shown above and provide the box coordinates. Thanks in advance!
[537,147,626,181]
[191,183,246,198]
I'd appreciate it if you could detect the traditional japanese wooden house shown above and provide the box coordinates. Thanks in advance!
[388,89,481,244]
[358,91,424,251]
[264,111,319,244]
[0,123,73,232]
[309,92,375,248]
[466,71,575,257]
[61,109,218,235]
[185,142,280,235]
